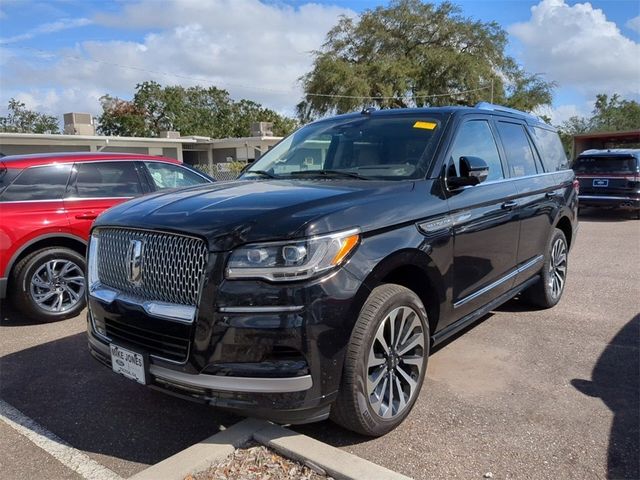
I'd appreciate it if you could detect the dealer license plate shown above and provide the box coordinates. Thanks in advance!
[110,344,146,384]
[593,179,608,187]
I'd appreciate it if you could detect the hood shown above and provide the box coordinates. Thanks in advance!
[95,179,428,250]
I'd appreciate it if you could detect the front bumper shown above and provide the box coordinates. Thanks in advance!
[87,265,366,424]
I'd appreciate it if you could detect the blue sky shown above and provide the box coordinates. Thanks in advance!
[0,0,639,125]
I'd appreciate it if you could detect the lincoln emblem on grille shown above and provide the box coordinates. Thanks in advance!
[126,239,144,286]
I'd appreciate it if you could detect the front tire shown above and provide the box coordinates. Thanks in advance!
[522,228,568,308]
[331,284,430,436]
[10,247,86,322]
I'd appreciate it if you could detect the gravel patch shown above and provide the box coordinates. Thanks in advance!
[188,443,331,480]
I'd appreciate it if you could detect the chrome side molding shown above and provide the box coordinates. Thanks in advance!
[454,255,544,309]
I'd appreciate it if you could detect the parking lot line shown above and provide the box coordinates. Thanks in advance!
[0,399,122,480]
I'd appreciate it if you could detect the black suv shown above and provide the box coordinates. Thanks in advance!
[573,149,640,218]
[87,103,578,436]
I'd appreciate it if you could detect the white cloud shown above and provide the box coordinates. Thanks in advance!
[0,17,92,44]
[0,0,354,120]
[534,102,592,125]
[626,15,640,33]
[510,0,640,97]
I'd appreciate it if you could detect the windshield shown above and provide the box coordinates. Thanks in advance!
[573,156,638,174]
[242,114,443,180]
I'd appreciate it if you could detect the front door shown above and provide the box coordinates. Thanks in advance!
[444,117,520,324]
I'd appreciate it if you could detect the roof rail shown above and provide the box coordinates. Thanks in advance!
[474,102,540,121]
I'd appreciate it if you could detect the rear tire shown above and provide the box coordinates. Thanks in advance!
[331,284,429,436]
[10,247,86,322]
[522,228,568,309]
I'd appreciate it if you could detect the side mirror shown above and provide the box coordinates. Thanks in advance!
[448,156,489,189]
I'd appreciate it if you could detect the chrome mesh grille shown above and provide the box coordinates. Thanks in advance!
[96,228,208,305]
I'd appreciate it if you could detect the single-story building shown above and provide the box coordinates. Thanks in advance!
[0,115,283,180]
[572,130,640,159]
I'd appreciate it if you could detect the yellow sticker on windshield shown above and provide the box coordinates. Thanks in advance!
[413,121,437,130]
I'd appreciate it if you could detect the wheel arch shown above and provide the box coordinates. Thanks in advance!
[4,234,87,279]
[352,248,444,337]
[554,215,573,249]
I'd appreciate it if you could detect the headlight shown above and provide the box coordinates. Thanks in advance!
[87,232,99,290]
[226,228,360,281]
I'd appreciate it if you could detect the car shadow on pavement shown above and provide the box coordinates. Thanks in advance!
[571,314,640,480]
[0,302,46,326]
[0,331,238,471]
[579,208,639,223]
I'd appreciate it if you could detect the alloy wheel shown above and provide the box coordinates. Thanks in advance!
[548,237,567,300]
[366,306,426,418]
[29,260,85,313]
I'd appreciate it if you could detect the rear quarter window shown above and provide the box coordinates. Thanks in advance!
[0,164,72,201]
[531,127,569,172]
[0,167,21,195]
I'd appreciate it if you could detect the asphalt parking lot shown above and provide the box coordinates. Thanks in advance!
[1,209,638,480]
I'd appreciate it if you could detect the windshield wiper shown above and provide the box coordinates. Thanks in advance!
[244,170,278,179]
[290,170,370,180]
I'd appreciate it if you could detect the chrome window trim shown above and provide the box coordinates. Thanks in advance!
[0,198,67,203]
[64,196,134,201]
[454,255,543,309]
[89,284,196,324]
[218,306,304,313]
[88,335,313,392]
[451,170,560,191]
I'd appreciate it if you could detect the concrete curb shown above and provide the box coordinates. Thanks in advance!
[254,422,412,480]
[129,418,263,480]
[129,418,413,480]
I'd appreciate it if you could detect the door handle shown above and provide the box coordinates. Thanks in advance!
[545,192,559,199]
[75,212,98,220]
[501,201,518,210]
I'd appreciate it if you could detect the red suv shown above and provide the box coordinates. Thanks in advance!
[0,152,213,321]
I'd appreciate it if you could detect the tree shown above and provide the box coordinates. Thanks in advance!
[97,95,148,137]
[557,94,640,152]
[590,94,640,132]
[0,99,60,134]
[97,81,297,138]
[297,0,555,120]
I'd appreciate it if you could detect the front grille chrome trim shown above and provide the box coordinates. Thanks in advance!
[90,285,196,323]
[95,227,208,307]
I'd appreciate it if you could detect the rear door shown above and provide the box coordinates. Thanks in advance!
[494,120,559,268]
[0,164,72,276]
[444,116,520,324]
[64,161,147,240]
[573,155,639,198]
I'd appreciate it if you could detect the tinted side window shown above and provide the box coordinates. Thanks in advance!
[0,168,22,195]
[449,120,504,182]
[144,162,209,190]
[1,164,72,201]
[496,122,538,177]
[73,162,142,198]
[532,127,569,171]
